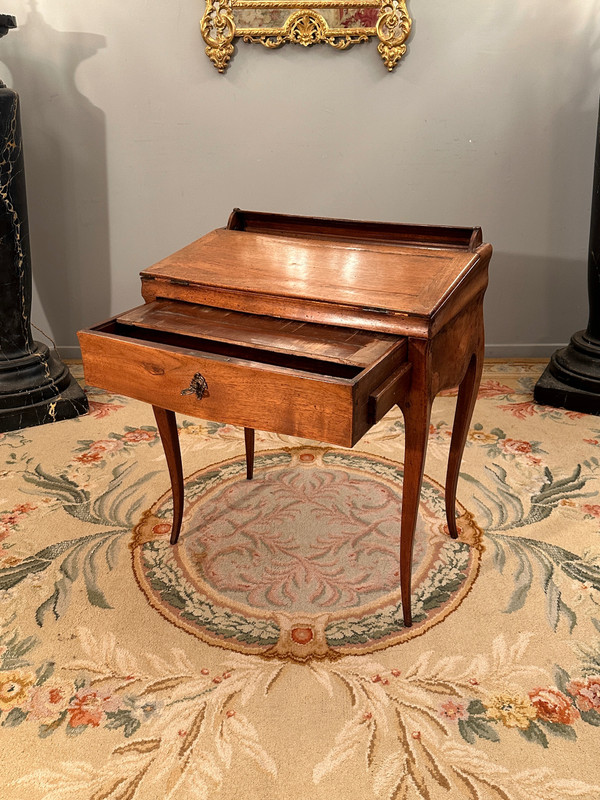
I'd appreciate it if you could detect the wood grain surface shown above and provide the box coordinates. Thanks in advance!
[141,228,483,318]
[116,300,399,367]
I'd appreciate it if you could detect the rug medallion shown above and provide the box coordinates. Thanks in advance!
[132,447,483,660]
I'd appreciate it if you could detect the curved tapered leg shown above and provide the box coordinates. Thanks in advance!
[399,396,432,627]
[152,406,184,545]
[244,427,255,480]
[445,345,484,539]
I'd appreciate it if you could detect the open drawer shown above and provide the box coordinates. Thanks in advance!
[78,300,409,447]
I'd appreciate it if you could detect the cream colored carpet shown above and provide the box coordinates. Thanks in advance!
[1,362,600,799]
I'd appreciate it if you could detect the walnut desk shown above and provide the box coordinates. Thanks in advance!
[78,210,492,628]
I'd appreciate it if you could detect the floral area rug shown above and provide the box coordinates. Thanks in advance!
[1,362,600,799]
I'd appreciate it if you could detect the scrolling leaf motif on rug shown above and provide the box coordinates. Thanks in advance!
[0,461,159,626]
[3,627,600,799]
[463,462,600,633]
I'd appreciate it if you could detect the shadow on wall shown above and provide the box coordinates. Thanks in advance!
[0,0,110,350]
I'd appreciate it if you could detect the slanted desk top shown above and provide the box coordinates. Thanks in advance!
[140,209,491,338]
[79,209,492,632]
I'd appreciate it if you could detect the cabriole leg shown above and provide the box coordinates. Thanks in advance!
[152,406,184,545]
[398,396,432,627]
[445,344,484,538]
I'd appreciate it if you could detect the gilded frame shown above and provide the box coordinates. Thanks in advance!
[200,0,411,73]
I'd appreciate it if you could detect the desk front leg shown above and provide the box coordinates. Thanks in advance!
[399,396,432,628]
[153,406,184,545]
[153,411,256,545]
[398,341,432,628]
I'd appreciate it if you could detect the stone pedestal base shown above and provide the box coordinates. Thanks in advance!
[534,330,600,415]
[0,342,88,433]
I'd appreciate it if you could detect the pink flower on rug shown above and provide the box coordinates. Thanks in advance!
[584,439,599,445]
[528,687,579,724]
[499,438,533,456]
[122,429,157,443]
[567,677,600,712]
[439,700,468,720]
[582,505,600,519]
[67,688,121,728]
[89,439,123,454]
[13,503,36,514]
[27,682,74,723]
[87,400,124,419]
[0,502,37,542]
[74,450,103,464]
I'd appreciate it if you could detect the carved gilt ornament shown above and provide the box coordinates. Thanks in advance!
[200,0,411,72]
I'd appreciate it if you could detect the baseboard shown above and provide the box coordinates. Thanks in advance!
[484,344,564,359]
[53,346,82,360]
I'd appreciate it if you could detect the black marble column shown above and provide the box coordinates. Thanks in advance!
[534,98,600,415]
[0,14,87,432]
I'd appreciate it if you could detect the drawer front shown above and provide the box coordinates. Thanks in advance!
[79,328,358,446]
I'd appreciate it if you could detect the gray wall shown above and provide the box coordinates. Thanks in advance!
[1,0,599,357]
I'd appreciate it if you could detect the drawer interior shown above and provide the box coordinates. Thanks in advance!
[102,300,404,381]
[103,319,361,379]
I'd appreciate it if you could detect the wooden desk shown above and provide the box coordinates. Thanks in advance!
[78,210,492,627]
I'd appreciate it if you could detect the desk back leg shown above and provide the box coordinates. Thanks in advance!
[445,342,484,539]
[244,427,255,479]
[153,406,184,545]
[398,393,432,628]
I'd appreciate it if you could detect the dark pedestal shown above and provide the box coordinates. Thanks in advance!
[534,99,600,415]
[0,343,88,432]
[534,330,600,414]
[0,15,87,433]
